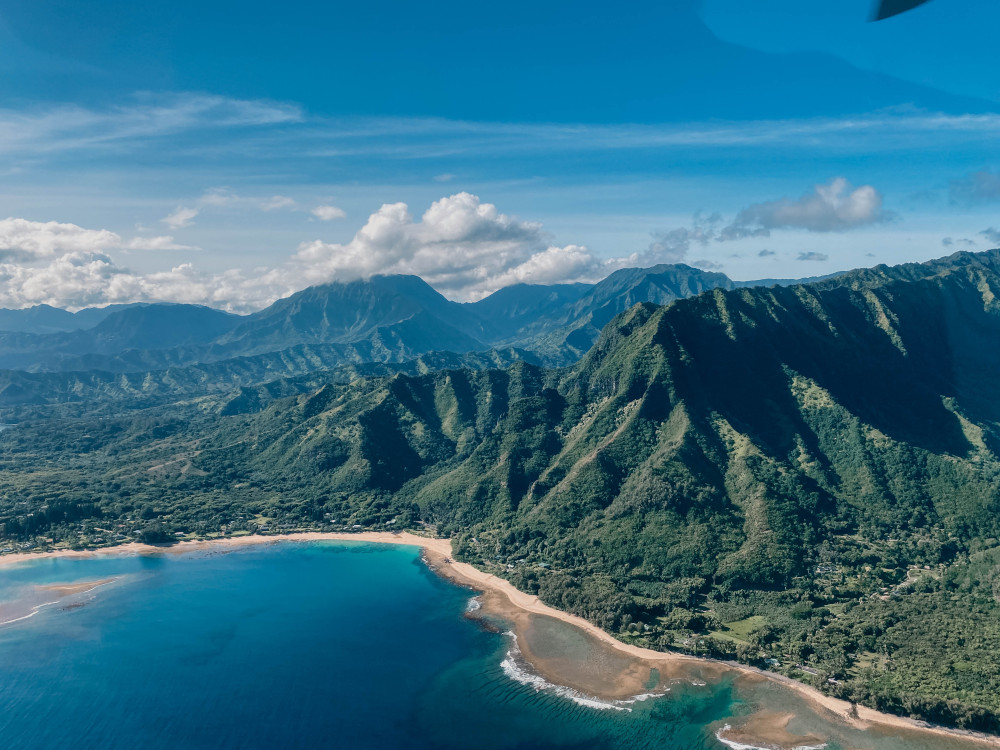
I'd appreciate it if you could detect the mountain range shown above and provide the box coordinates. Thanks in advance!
[2,250,1000,731]
[0,264,825,412]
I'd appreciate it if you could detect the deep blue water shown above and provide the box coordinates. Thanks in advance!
[0,543,973,750]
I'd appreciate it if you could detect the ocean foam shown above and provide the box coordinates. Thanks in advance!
[465,596,482,613]
[0,600,59,627]
[498,632,668,712]
[616,691,667,705]
[0,578,117,628]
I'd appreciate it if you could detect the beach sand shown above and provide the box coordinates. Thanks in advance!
[3,532,999,749]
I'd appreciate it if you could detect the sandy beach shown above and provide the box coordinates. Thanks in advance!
[3,531,999,749]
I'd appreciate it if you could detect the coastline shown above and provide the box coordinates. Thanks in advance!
[3,531,999,748]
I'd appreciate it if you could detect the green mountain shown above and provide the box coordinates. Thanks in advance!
[0,346,535,417]
[3,250,999,731]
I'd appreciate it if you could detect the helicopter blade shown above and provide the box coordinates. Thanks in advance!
[872,0,934,20]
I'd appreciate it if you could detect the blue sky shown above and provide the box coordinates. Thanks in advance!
[1,0,999,309]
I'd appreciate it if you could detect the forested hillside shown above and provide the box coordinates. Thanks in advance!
[2,250,1000,731]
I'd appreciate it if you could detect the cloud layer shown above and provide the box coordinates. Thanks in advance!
[0,183,891,312]
[0,195,626,310]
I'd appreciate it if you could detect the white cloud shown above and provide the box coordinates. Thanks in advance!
[720,178,889,239]
[161,207,199,229]
[487,245,605,288]
[125,236,198,251]
[797,251,829,262]
[0,218,121,260]
[261,195,298,211]
[291,193,616,300]
[310,205,347,221]
[0,251,290,312]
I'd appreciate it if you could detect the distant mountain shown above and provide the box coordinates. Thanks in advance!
[215,276,480,357]
[0,304,241,370]
[0,303,132,334]
[504,264,741,360]
[0,265,745,375]
[464,283,592,342]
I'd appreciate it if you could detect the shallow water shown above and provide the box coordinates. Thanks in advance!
[0,542,980,749]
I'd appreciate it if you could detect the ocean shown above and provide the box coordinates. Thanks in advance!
[0,542,974,749]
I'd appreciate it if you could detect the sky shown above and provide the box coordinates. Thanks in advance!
[1,0,999,310]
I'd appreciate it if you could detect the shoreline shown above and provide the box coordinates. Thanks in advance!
[3,531,999,748]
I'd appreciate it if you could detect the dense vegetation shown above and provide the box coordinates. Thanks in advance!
[2,250,1000,732]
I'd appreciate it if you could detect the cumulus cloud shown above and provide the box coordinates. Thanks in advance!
[0,250,291,311]
[162,207,199,229]
[949,169,1000,204]
[0,218,121,261]
[311,205,347,221]
[797,251,829,262]
[292,193,610,299]
[981,227,1000,246]
[720,178,889,239]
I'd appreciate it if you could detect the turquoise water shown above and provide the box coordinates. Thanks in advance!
[0,543,976,749]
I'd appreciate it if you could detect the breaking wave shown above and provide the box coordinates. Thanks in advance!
[714,724,827,750]
[498,631,668,712]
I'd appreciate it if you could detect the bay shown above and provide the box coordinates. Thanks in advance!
[0,543,976,749]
